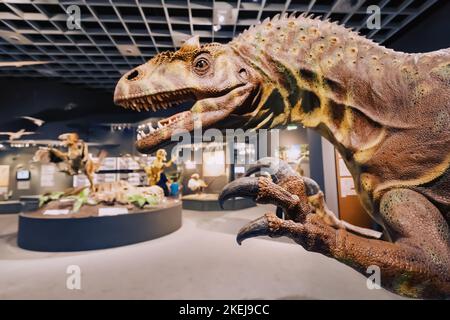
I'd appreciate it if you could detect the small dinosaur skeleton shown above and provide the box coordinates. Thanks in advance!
[114,13,450,298]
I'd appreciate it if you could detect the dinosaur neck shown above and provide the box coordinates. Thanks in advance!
[231,13,408,154]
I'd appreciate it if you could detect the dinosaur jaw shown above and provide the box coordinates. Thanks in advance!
[116,83,255,154]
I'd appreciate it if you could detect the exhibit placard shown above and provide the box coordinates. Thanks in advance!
[99,157,117,171]
[98,207,129,216]
[43,209,70,216]
[40,164,55,187]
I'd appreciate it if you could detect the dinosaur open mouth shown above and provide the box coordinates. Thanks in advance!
[114,88,195,112]
[115,83,254,154]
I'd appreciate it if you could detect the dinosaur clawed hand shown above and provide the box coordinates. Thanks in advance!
[236,212,285,245]
[219,157,323,244]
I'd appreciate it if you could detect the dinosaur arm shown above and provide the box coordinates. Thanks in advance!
[81,142,89,163]
[220,159,450,299]
[48,148,69,163]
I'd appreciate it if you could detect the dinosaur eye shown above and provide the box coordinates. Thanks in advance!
[193,57,210,74]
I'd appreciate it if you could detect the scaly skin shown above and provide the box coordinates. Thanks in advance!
[114,13,450,298]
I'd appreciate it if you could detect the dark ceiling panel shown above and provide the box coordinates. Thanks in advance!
[0,0,441,92]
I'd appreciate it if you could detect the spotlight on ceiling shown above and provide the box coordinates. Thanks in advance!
[0,30,32,45]
[213,2,237,31]
[333,0,361,13]
[37,68,58,77]
[116,44,142,57]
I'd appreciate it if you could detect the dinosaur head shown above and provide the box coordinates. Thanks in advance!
[114,36,262,153]
[58,133,79,147]
[155,149,167,161]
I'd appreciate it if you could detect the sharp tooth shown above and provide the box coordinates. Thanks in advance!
[150,126,155,133]
[156,95,163,102]
[158,122,163,129]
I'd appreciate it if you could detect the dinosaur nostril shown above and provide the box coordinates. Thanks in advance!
[127,69,140,81]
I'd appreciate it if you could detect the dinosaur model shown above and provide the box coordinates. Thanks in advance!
[33,133,105,190]
[141,149,175,186]
[114,13,450,298]
[0,129,35,141]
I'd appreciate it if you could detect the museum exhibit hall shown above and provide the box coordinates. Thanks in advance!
[0,0,449,303]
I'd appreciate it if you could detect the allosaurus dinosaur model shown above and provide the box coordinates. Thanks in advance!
[114,13,450,298]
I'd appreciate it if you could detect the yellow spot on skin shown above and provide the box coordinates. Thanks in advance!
[360,173,378,193]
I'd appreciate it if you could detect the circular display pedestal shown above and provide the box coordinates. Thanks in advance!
[17,199,182,252]
[182,193,255,211]
[20,195,40,212]
[0,201,22,214]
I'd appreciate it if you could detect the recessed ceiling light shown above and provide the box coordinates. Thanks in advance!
[116,44,142,57]
[0,31,32,45]
[37,69,58,76]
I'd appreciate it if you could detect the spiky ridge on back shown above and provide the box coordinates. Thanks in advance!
[228,12,423,130]
[150,43,223,65]
[231,12,403,58]
[229,12,408,86]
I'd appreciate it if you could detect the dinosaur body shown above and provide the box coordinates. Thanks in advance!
[114,14,450,298]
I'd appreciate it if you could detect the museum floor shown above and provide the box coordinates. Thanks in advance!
[0,205,403,300]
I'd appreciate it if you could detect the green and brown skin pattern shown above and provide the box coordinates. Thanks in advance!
[114,13,450,298]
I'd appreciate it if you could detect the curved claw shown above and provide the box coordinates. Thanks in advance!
[219,177,259,209]
[245,157,297,183]
[236,214,270,245]
[245,158,273,177]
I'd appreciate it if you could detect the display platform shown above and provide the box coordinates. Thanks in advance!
[19,195,40,212]
[17,199,182,252]
[0,201,22,214]
[182,193,255,211]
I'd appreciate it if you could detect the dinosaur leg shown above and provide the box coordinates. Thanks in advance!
[84,161,96,191]
[224,183,450,299]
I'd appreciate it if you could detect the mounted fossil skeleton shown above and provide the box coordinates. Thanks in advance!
[33,133,106,190]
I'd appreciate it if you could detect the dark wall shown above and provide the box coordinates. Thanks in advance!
[387,1,450,53]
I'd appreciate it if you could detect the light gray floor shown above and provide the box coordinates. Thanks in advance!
[0,205,403,299]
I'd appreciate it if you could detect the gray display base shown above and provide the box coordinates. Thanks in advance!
[17,201,182,252]
[0,201,22,214]
[182,194,255,211]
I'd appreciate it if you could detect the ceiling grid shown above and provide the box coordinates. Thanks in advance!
[0,0,441,91]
